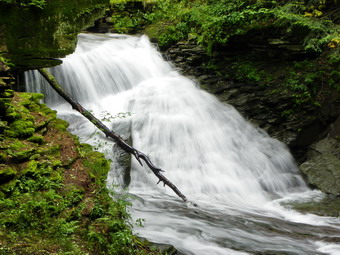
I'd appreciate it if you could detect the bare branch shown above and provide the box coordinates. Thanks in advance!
[38,68,188,202]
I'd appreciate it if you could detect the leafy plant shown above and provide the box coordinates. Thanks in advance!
[0,0,46,9]
[110,0,339,52]
[0,92,154,254]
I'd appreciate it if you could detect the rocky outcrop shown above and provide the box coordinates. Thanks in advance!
[300,117,340,196]
[164,35,340,196]
[0,0,108,70]
[165,39,340,163]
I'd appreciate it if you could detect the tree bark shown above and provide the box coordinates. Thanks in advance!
[38,68,188,202]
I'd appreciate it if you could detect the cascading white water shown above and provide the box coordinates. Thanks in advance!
[25,33,340,255]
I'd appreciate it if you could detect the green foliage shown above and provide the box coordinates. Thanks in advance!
[110,1,150,34]
[0,55,13,68]
[111,0,339,51]
[0,92,154,254]
[230,61,268,85]
[0,0,46,9]
[272,1,339,52]
[282,58,339,106]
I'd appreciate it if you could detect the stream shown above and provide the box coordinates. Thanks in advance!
[25,33,340,255]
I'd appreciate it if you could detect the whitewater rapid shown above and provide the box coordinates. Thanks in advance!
[25,33,340,255]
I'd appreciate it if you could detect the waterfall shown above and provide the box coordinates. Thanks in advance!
[25,33,340,255]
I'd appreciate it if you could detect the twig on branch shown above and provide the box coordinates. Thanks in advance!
[38,68,188,202]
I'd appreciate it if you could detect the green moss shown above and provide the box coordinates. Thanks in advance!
[27,134,45,144]
[60,184,85,205]
[19,92,44,103]
[4,119,35,138]
[0,179,17,194]
[8,147,37,162]
[42,145,61,156]
[284,195,340,217]
[0,0,109,69]
[7,140,26,150]
[0,91,155,254]
[0,153,6,163]
[1,89,14,98]
[83,148,110,183]
[4,103,21,120]
[0,165,17,182]
[0,120,6,132]
[49,118,69,131]
[22,160,43,176]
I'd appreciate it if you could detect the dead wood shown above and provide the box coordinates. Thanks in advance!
[38,68,188,202]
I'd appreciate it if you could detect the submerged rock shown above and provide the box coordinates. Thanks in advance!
[285,195,340,217]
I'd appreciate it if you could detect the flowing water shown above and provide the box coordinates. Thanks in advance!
[25,33,340,255]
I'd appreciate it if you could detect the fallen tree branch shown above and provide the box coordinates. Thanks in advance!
[38,68,188,202]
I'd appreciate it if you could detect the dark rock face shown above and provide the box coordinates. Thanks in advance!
[300,118,340,196]
[301,153,340,195]
[164,39,339,163]
[164,36,340,196]
[0,0,108,70]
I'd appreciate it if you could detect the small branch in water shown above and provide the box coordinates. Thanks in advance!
[38,68,188,202]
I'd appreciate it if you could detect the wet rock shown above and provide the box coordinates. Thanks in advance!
[164,37,339,164]
[307,137,340,159]
[137,237,182,255]
[300,137,340,196]
[300,154,340,195]
[284,195,340,217]
[112,119,132,188]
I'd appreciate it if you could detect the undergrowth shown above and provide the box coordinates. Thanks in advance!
[110,0,339,52]
[0,0,46,9]
[108,0,339,118]
[0,91,158,254]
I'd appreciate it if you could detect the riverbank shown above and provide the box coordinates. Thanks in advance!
[0,65,163,254]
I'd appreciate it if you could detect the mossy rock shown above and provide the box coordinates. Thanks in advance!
[48,118,69,131]
[0,0,109,70]
[27,134,45,144]
[1,89,14,98]
[0,178,17,194]
[0,121,6,133]
[3,104,21,120]
[0,153,6,163]
[79,143,110,180]
[7,147,37,162]
[0,165,17,183]
[0,91,154,254]
[4,119,35,138]
[22,160,54,177]
[59,183,85,205]
[286,195,340,217]
[301,137,340,196]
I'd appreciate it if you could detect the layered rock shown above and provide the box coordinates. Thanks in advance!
[165,39,340,163]
[300,119,340,196]
[164,36,339,197]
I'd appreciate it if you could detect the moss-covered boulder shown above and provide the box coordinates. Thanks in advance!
[0,0,109,70]
[0,165,17,183]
